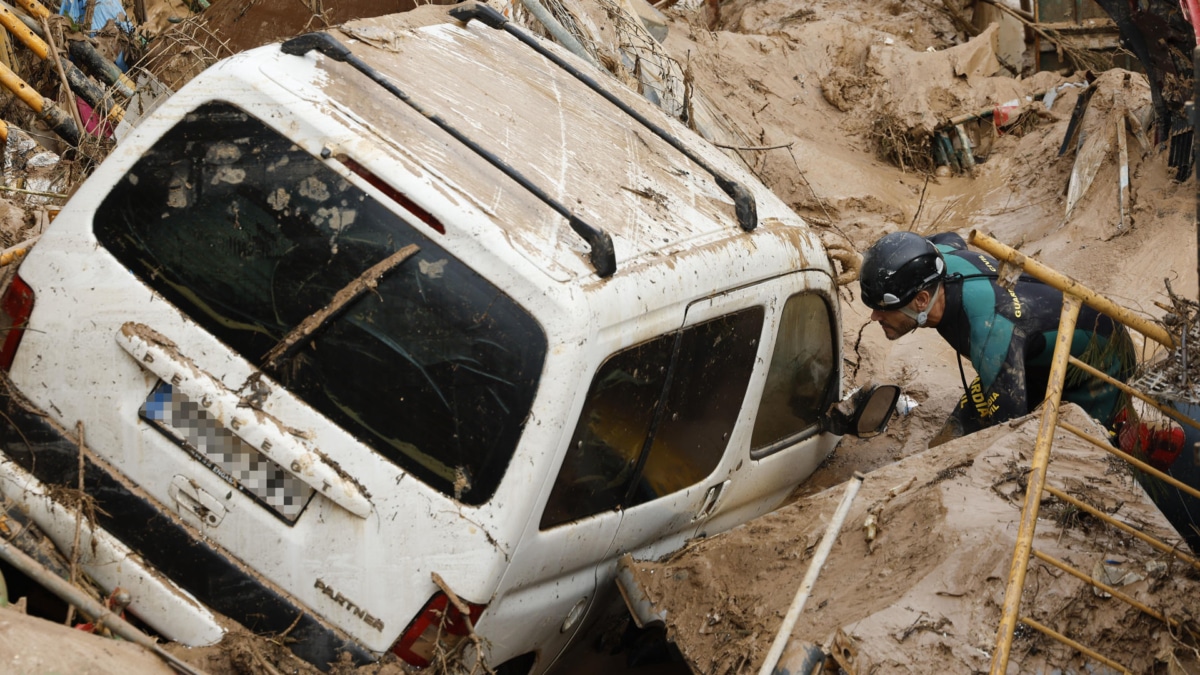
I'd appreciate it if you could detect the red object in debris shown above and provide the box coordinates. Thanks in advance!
[1184,0,1200,41]
[993,101,1020,134]
[1118,413,1186,471]
[993,106,1013,127]
[75,96,114,139]
[74,587,129,633]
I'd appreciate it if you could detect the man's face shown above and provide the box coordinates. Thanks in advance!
[870,307,919,340]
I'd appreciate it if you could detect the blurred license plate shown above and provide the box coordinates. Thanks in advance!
[140,381,314,523]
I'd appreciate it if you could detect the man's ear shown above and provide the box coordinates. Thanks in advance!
[911,288,931,311]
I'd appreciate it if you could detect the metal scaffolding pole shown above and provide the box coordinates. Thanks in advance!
[989,294,1082,674]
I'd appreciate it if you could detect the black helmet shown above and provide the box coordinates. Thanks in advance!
[860,232,946,311]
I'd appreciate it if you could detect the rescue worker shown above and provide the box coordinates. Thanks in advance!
[859,230,1136,447]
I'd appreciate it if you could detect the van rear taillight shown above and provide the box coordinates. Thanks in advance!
[391,592,486,667]
[0,273,34,372]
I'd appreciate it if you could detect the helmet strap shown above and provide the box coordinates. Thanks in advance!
[899,282,941,327]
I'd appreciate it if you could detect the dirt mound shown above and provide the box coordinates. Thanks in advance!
[134,0,460,92]
[717,0,962,50]
[0,605,176,674]
[624,405,1200,674]
[0,0,1192,673]
[649,0,1193,496]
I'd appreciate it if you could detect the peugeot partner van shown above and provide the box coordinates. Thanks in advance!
[0,4,894,672]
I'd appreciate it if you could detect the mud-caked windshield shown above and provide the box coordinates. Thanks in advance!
[94,101,546,505]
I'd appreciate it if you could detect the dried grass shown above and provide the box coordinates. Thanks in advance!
[870,113,935,174]
[128,14,234,94]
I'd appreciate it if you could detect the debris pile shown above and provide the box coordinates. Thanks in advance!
[0,0,1193,674]
[1134,283,1200,405]
[622,406,1200,674]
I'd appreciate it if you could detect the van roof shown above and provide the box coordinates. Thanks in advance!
[293,14,787,281]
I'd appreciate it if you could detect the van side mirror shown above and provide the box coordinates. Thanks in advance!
[823,384,901,438]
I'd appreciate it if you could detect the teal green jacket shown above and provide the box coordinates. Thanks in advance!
[930,233,1133,431]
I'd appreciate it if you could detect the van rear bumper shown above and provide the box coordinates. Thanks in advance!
[0,452,226,646]
[0,379,374,668]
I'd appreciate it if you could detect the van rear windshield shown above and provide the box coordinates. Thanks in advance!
[94,101,546,505]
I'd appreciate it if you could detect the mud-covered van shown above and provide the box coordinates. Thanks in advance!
[0,4,895,672]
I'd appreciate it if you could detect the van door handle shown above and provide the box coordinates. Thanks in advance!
[168,475,226,527]
[693,480,729,522]
[117,322,373,519]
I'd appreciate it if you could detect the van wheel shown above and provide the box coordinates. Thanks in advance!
[495,652,536,675]
[621,620,680,668]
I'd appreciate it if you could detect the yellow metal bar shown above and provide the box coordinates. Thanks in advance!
[1043,484,1200,571]
[0,36,75,144]
[1032,550,1200,634]
[0,237,37,266]
[36,15,124,126]
[1067,355,1200,435]
[0,55,42,111]
[1059,420,1200,502]
[0,116,7,142]
[0,3,125,126]
[0,184,66,198]
[0,4,45,58]
[13,0,47,20]
[969,230,1175,349]
[1018,616,1132,674]
[990,294,1083,675]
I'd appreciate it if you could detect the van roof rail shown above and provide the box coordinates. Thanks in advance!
[280,31,618,278]
[449,1,758,234]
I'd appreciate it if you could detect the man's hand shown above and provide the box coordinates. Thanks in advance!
[928,415,964,448]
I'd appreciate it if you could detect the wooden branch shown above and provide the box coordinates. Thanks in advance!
[263,244,419,369]
[939,0,981,37]
[432,572,471,617]
[913,0,980,37]
[40,17,83,134]
[0,184,68,199]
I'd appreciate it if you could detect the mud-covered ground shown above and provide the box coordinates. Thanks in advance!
[0,0,1194,673]
[626,406,1200,674]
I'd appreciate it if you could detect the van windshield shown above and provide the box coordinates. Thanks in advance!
[94,101,547,505]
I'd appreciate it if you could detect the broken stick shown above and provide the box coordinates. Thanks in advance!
[262,244,419,370]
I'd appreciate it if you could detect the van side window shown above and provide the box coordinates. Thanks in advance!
[750,293,836,454]
[540,308,763,529]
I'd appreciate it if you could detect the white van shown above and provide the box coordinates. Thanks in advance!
[0,5,894,672]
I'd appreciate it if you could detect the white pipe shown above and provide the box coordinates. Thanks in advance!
[516,0,600,68]
[0,538,211,675]
[757,471,865,675]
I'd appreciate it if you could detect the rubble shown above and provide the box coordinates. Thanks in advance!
[621,406,1200,674]
[0,0,1193,673]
